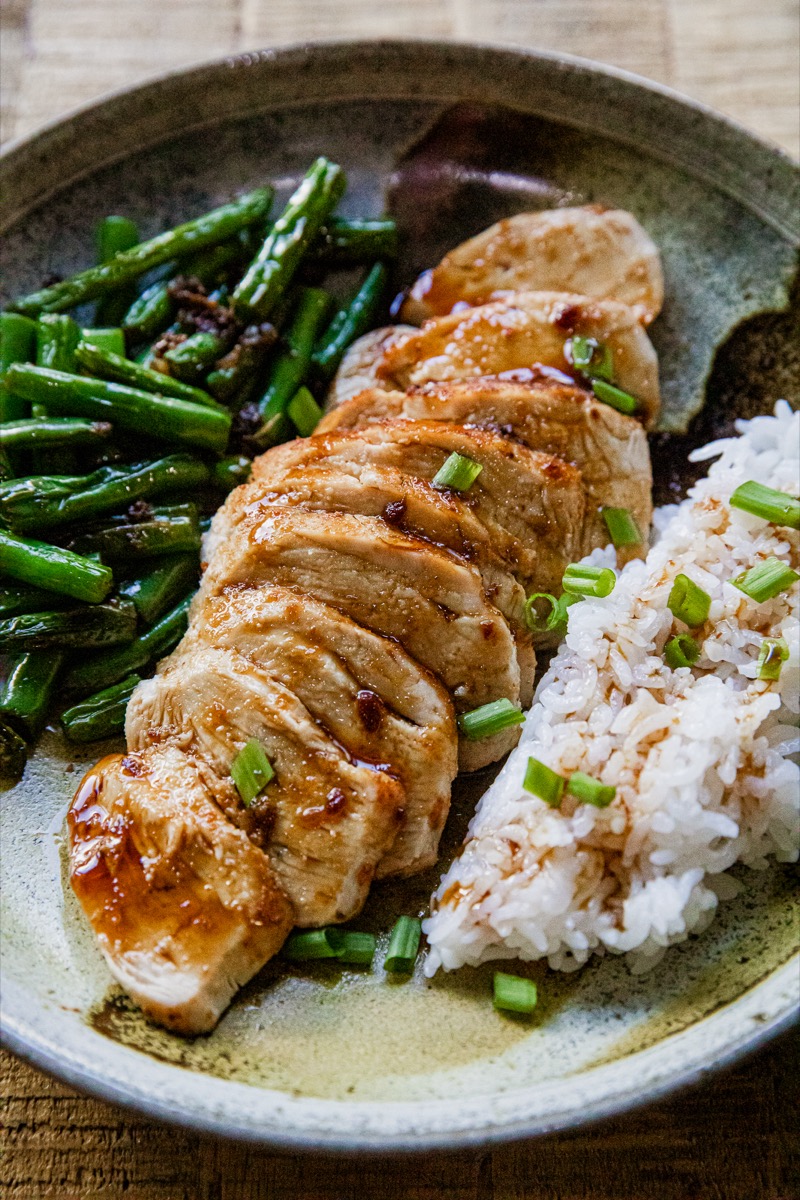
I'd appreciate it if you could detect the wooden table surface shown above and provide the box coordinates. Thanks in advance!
[1,3,798,1197]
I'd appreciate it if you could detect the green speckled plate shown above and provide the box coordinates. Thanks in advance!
[1,41,798,1151]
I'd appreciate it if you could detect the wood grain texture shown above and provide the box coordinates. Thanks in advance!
[1,2,798,1196]
[2,1032,798,1199]
[2,0,798,153]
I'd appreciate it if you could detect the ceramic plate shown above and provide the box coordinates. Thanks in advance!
[1,41,798,1151]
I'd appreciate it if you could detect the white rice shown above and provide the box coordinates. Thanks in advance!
[424,401,800,976]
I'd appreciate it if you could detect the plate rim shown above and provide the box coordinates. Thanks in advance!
[3,955,798,1152]
[1,37,798,1151]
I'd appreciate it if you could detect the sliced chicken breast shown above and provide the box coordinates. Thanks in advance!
[317,379,652,552]
[251,420,587,595]
[186,586,458,878]
[200,507,524,771]
[325,324,416,410]
[68,746,293,1035]
[128,644,406,924]
[399,207,664,325]
[378,292,661,427]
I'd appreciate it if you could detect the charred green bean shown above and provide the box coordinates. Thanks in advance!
[11,190,274,317]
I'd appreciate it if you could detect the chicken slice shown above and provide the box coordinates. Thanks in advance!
[68,745,293,1035]
[200,507,524,771]
[317,379,652,553]
[325,324,416,410]
[251,420,586,596]
[399,207,664,325]
[186,585,457,877]
[128,645,406,924]
[378,292,661,427]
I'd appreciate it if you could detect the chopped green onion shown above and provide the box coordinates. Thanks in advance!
[567,335,614,381]
[282,927,345,961]
[522,757,564,808]
[384,916,421,974]
[591,379,639,414]
[523,592,559,633]
[732,557,799,603]
[431,451,483,492]
[230,738,274,806]
[667,574,711,627]
[338,931,377,966]
[730,481,800,530]
[458,698,525,740]
[601,507,642,548]
[562,563,616,599]
[493,971,538,1015]
[567,771,616,807]
[287,385,323,437]
[757,637,790,681]
[664,633,701,669]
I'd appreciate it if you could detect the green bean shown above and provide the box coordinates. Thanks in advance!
[257,287,334,421]
[33,315,84,472]
[11,189,274,317]
[163,331,229,382]
[0,584,72,619]
[118,554,198,625]
[233,159,345,323]
[212,454,252,492]
[312,218,398,266]
[64,593,193,696]
[0,454,210,533]
[123,281,176,343]
[206,324,277,404]
[0,417,112,450]
[0,718,28,777]
[0,528,113,602]
[35,314,81,371]
[0,598,137,650]
[121,237,259,344]
[95,215,140,326]
[4,365,231,453]
[1,313,37,424]
[251,411,293,452]
[0,649,64,740]
[74,341,219,408]
[310,263,388,385]
[67,503,201,562]
[80,327,126,357]
[1,313,37,377]
[61,673,141,743]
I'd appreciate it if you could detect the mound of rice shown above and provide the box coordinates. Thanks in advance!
[424,402,800,976]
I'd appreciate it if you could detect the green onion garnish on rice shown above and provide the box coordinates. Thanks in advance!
[664,633,701,670]
[667,573,711,627]
[562,563,616,599]
[757,637,790,681]
[493,971,538,1015]
[566,771,616,807]
[732,557,800,603]
[523,757,564,808]
[230,738,274,806]
[384,916,421,974]
[523,592,559,633]
[730,481,800,530]
[601,507,642,548]
[567,335,614,381]
[458,698,525,740]
[287,385,323,436]
[431,451,483,492]
[338,931,377,966]
[282,927,345,960]
[591,379,639,415]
